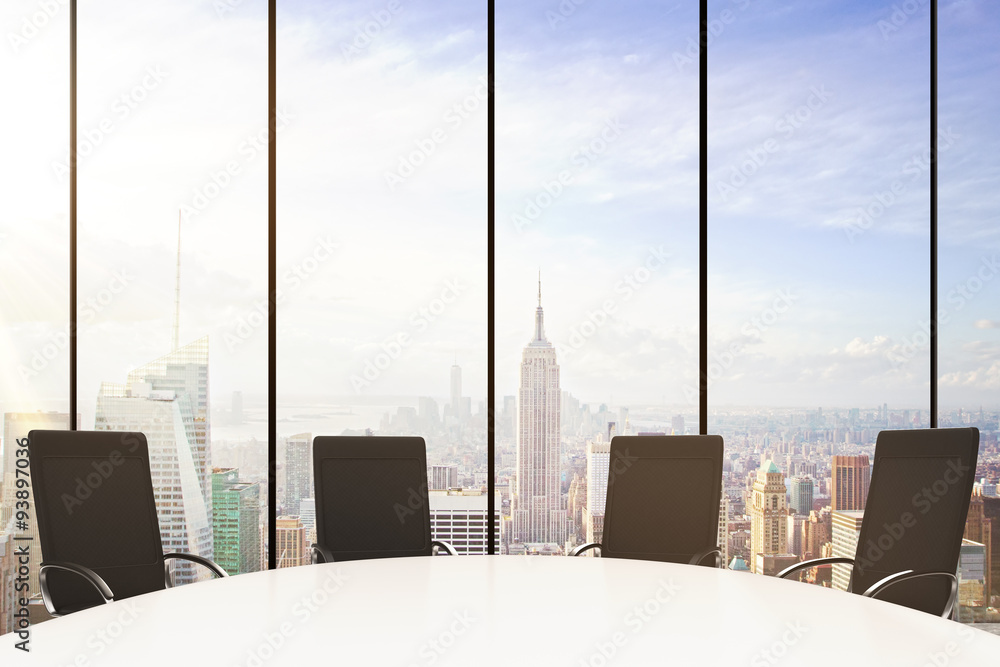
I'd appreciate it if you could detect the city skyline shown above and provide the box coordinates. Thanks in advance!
[2,359,998,634]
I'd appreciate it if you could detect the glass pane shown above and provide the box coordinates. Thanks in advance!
[940,2,1000,624]
[277,1,489,563]
[708,1,930,577]
[497,0,699,555]
[0,0,71,634]
[76,2,269,584]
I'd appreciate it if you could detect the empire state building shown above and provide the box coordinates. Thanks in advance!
[512,276,568,547]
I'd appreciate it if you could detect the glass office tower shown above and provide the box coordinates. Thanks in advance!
[789,476,815,516]
[283,433,311,517]
[95,337,213,586]
[212,467,261,576]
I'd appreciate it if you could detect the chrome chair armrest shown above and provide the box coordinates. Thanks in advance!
[861,570,959,619]
[312,544,335,564]
[569,542,601,557]
[163,552,229,588]
[688,547,722,568]
[777,557,856,580]
[431,540,458,556]
[39,561,115,617]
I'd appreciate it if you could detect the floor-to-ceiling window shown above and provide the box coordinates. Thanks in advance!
[1,0,996,639]
[276,0,489,564]
[75,0,269,587]
[0,0,72,634]
[496,0,699,554]
[707,0,932,581]
[940,1,1000,620]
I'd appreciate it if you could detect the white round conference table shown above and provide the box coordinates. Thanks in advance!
[4,555,1000,666]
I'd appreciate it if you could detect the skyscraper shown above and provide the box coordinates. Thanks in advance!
[428,489,501,555]
[964,491,993,605]
[284,433,312,516]
[831,510,864,591]
[567,473,585,541]
[750,460,787,574]
[719,495,730,566]
[958,539,989,618]
[789,476,814,515]
[211,468,261,576]
[128,337,212,499]
[430,464,459,491]
[275,516,310,568]
[95,337,213,586]
[512,276,567,547]
[802,507,832,561]
[976,495,1000,602]
[831,455,870,511]
[787,512,806,558]
[299,498,317,541]
[583,439,610,548]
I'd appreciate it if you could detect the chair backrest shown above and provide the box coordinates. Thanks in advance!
[28,430,166,611]
[313,436,433,561]
[849,427,979,615]
[601,435,724,563]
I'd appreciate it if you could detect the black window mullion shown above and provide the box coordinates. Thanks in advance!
[487,0,496,555]
[930,0,939,428]
[69,0,78,431]
[268,0,277,570]
[699,0,708,435]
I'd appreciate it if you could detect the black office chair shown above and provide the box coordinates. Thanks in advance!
[778,427,979,618]
[311,436,456,563]
[28,430,227,616]
[570,435,724,567]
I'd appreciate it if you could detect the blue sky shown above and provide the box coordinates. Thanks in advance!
[496,0,998,409]
[0,0,996,427]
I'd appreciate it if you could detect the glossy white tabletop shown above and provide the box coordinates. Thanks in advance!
[4,555,999,666]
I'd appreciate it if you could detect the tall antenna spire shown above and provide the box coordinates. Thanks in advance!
[171,211,181,351]
[532,270,547,344]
